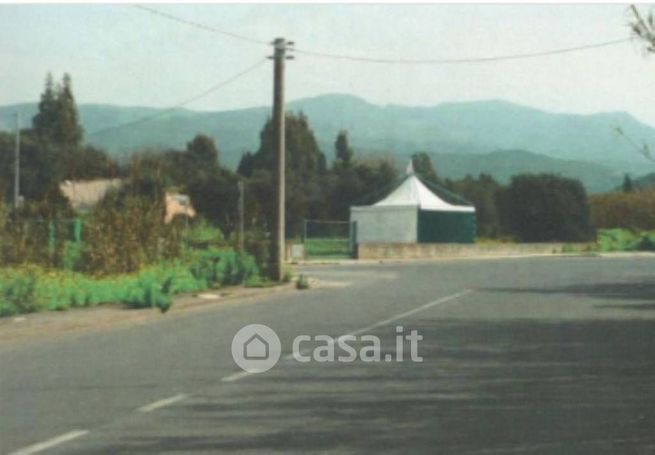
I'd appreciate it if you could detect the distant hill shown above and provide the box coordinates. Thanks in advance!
[1,94,654,191]
[432,149,623,194]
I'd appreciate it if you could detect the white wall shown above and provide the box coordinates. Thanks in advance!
[350,206,418,244]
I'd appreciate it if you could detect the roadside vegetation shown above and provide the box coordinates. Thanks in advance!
[1,73,654,316]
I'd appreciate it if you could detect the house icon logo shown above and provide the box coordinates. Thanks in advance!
[243,333,269,360]
[231,324,281,373]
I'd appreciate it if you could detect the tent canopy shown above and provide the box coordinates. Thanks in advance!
[373,175,475,213]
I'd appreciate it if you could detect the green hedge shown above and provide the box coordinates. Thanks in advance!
[0,249,261,317]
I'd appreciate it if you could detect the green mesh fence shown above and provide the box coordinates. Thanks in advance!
[303,219,355,259]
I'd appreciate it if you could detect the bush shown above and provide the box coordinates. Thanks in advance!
[184,220,226,249]
[0,248,262,317]
[84,192,182,275]
[0,268,41,316]
[499,174,594,242]
[124,269,175,313]
[60,240,85,271]
[597,228,655,252]
[189,248,260,288]
[296,274,309,290]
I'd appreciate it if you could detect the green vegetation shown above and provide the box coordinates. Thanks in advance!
[0,250,261,317]
[0,75,269,318]
[296,274,309,290]
[497,174,594,242]
[597,229,655,252]
[5,72,655,321]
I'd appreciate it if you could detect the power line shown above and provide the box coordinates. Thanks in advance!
[88,58,267,138]
[133,5,268,46]
[133,5,632,65]
[294,38,632,65]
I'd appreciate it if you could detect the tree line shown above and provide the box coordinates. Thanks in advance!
[0,73,599,259]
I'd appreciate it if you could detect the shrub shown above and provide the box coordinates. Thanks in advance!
[296,274,309,290]
[0,268,42,316]
[60,240,85,271]
[124,269,175,313]
[0,248,262,317]
[184,220,226,249]
[498,174,594,242]
[84,192,182,275]
[189,248,260,288]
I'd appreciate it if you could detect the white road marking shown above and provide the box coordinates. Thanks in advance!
[221,370,257,382]
[138,393,188,413]
[338,288,473,339]
[10,430,89,455]
[226,289,473,379]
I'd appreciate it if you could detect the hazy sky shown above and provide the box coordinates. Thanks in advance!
[2,4,655,125]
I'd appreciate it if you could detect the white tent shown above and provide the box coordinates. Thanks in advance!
[373,175,474,213]
[350,173,476,244]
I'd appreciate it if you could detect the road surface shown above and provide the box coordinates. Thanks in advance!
[2,256,655,454]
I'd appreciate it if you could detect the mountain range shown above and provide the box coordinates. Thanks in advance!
[2,93,655,193]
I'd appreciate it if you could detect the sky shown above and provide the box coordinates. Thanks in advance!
[2,3,655,125]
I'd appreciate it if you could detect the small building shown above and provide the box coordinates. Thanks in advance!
[165,193,196,224]
[60,178,123,212]
[350,171,476,244]
[60,179,195,224]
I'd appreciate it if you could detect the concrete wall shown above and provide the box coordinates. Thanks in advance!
[357,242,591,260]
[350,206,417,244]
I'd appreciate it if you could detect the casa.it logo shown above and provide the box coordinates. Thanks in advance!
[231,324,424,374]
[231,324,282,373]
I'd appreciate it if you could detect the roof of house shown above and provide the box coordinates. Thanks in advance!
[59,178,122,212]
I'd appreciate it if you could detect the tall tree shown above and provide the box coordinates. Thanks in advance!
[622,174,635,193]
[187,134,219,169]
[335,130,354,166]
[53,73,84,149]
[32,73,58,143]
[244,112,328,235]
[411,152,440,184]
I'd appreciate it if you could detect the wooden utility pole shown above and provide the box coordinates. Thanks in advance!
[270,37,293,280]
[13,112,20,209]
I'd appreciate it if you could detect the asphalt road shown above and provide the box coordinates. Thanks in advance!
[3,256,655,454]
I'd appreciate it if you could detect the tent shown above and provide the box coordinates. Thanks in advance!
[350,171,476,244]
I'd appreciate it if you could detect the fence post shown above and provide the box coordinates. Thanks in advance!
[73,218,82,243]
[48,220,56,263]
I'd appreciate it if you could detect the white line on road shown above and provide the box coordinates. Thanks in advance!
[222,370,258,382]
[340,288,473,339]
[138,393,188,413]
[9,430,89,455]
[222,288,473,381]
[285,288,474,359]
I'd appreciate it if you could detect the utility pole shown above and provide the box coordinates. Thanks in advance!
[13,112,20,209]
[238,179,244,253]
[270,37,294,280]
